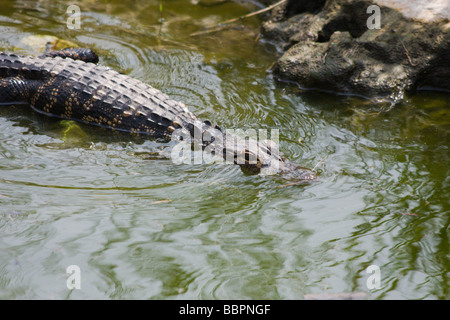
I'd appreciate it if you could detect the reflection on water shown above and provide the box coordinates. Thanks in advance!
[0,0,448,299]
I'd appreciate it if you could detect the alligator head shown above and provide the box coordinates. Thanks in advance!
[227,134,318,183]
[171,120,317,184]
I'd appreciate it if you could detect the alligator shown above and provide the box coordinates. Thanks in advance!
[0,48,317,182]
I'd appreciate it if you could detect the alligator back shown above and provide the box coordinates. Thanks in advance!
[0,52,198,139]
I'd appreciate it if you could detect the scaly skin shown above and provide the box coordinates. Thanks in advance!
[0,49,317,182]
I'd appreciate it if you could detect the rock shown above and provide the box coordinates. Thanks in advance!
[18,35,79,53]
[261,0,450,103]
[374,0,450,22]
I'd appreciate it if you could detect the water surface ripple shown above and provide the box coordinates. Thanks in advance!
[0,0,448,299]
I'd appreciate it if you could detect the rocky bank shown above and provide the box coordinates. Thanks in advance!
[260,0,450,103]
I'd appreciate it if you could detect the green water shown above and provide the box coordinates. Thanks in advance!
[0,0,448,299]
